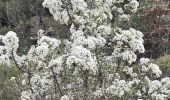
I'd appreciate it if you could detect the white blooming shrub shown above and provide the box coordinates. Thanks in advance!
[0,0,170,100]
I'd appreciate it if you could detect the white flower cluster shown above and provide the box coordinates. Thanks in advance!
[2,31,19,54]
[97,25,112,36]
[30,73,52,94]
[93,89,103,97]
[87,35,106,49]
[148,80,162,94]
[124,0,139,12]
[112,28,145,64]
[148,78,170,99]
[121,50,137,64]
[118,14,130,21]
[42,0,69,24]
[39,36,61,50]
[140,58,162,78]
[149,63,162,78]
[123,66,133,76]
[113,28,144,53]
[71,0,87,12]
[0,31,20,66]
[36,44,49,59]
[61,95,70,100]
[106,80,130,97]
[48,56,64,73]
[21,90,34,100]
[42,0,140,28]
[70,25,106,49]
[161,77,170,96]
[140,58,150,65]
[66,46,97,73]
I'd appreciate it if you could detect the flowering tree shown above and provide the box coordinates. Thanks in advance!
[0,0,170,100]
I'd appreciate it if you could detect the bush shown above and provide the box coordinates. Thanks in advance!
[0,64,21,100]
[153,55,170,77]
[130,0,170,58]
[0,27,12,35]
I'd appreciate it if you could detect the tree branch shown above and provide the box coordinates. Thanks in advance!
[11,50,27,73]
[83,70,89,100]
[51,67,63,98]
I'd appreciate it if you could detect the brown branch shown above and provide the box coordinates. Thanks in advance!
[83,70,89,100]
[113,58,121,81]
[66,0,72,21]
[51,67,63,97]
[28,70,34,93]
[11,50,34,93]
[11,50,27,73]
[95,48,103,88]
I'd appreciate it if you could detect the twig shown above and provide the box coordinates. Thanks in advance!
[11,50,27,73]
[51,67,63,98]
[11,50,34,93]
[83,70,89,100]
[113,58,121,81]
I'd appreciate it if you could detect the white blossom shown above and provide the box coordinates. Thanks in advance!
[42,0,63,21]
[67,46,97,73]
[124,0,139,12]
[129,39,145,53]
[71,0,87,12]
[118,14,130,21]
[97,25,112,35]
[148,80,162,94]
[123,66,133,75]
[36,44,49,59]
[121,50,137,64]
[39,36,61,50]
[87,35,106,49]
[21,90,34,100]
[106,80,130,97]
[49,56,63,73]
[117,8,124,14]
[60,10,70,24]
[140,58,150,65]
[10,77,16,81]
[37,29,45,37]
[161,77,170,95]
[61,95,70,100]
[141,66,149,72]
[94,89,103,97]
[149,63,162,78]
[2,31,19,53]
[151,93,168,100]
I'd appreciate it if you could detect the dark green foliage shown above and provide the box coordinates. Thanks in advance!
[0,0,70,54]
[0,64,22,100]
[153,55,170,77]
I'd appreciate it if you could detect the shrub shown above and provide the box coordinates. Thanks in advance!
[153,55,170,77]
[0,64,21,100]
